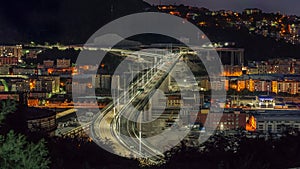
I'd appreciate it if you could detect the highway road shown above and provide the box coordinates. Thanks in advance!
[91,52,182,163]
[63,49,184,164]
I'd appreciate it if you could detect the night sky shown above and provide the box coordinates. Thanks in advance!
[144,0,300,15]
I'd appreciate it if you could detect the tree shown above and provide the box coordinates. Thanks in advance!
[0,131,50,169]
[0,100,50,169]
[0,100,17,125]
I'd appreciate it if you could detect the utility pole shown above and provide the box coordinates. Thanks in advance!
[123,72,127,104]
[139,110,142,156]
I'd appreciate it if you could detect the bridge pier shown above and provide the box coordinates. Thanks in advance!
[143,97,153,122]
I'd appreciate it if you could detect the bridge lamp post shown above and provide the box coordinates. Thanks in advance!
[139,110,143,156]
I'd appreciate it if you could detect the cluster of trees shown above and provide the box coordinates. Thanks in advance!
[156,133,300,169]
[0,100,50,169]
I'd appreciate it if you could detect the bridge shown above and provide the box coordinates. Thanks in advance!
[92,52,181,161]
[62,47,199,164]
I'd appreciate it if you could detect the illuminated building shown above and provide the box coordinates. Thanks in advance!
[246,79,255,92]
[0,93,20,101]
[246,115,256,131]
[247,67,259,75]
[0,57,18,65]
[64,79,72,93]
[14,80,30,92]
[254,80,271,92]
[186,12,198,20]
[32,76,60,94]
[243,8,262,15]
[92,74,101,88]
[169,11,181,16]
[192,109,248,131]
[100,75,111,90]
[272,81,278,93]
[25,50,38,59]
[27,98,39,107]
[72,82,87,95]
[0,92,28,105]
[230,96,258,108]
[43,60,54,68]
[0,77,30,93]
[0,65,10,75]
[222,65,243,77]
[26,107,57,136]
[237,80,246,92]
[227,74,300,95]
[0,45,22,59]
[268,58,295,74]
[199,76,210,91]
[272,64,291,74]
[47,68,54,75]
[255,110,300,133]
[257,63,269,74]
[28,91,48,99]
[198,21,207,27]
[210,79,227,91]
[246,61,272,75]
[72,66,78,75]
[158,5,176,10]
[277,81,299,94]
[12,68,36,75]
[56,59,71,68]
[225,79,229,91]
[288,23,300,36]
[44,80,56,93]
[38,76,60,93]
[230,83,237,90]
[258,96,275,108]
[111,75,120,90]
[167,95,182,107]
